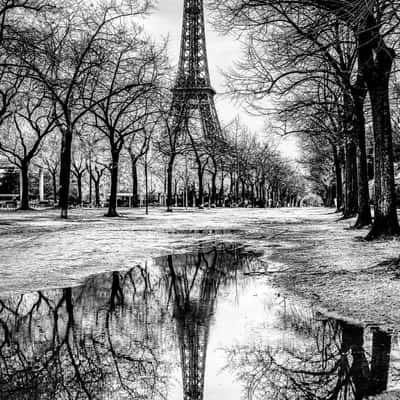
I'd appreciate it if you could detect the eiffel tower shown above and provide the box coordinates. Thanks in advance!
[171,0,222,139]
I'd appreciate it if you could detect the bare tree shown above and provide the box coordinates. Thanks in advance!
[0,82,56,209]
[209,0,400,238]
[71,139,86,206]
[155,91,188,212]
[125,124,152,208]
[84,27,166,217]
[8,0,153,218]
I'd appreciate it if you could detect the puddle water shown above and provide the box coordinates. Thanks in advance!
[0,243,399,399]
[164,229,243,235]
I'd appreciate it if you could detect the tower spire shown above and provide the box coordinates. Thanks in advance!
[176,0,212,90]
[172,0,221,138]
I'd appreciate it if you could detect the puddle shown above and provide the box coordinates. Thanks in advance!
[164,228,243,235]
[0,243,399,399]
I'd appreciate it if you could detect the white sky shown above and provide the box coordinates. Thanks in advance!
[142,1,300,160]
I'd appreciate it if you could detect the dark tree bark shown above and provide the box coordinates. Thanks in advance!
[94,180,101,207]
[131,159,139,207]
[19,162,30,210]
[59,127,73,219]
[219,168,225,206]
[197,164,204,207]
[90,166,105,208]
[106,150,120,217]
[51,171,57,204]
[353,80,372,228]
[88,169,92,205]
[211,172,217,205]
[261,179,266,207]
[357,22,400,239]
[343,135,358,218]
[191,151,207,208]
[333,145,343,211]
[166,156,175,212]
[72,160,86,206]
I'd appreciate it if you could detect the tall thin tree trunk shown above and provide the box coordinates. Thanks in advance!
[52,171,57,205]
[94,179,101,207]
[77,175,82,206]
[106,150,120,217]
[19,162,30,210]
[343,136,358,218]
[166,156,175,212]
[88,168,92,205]
[219,171,225,206]
[131,159,139,207]
[333,145,343,212]
[59,127,73,219]
[211,172,217,205]
[197,163,204,208]
[353,84,372,228]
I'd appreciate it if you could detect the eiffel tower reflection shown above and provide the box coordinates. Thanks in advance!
[165,245,241,400]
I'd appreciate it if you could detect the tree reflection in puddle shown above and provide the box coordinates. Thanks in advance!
[0,243,398,400]
[0,266,170,399]
[225,310,397,400]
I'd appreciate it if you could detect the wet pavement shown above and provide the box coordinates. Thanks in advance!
[0,242,399,399]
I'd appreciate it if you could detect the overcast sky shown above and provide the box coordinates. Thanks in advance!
[142,1,299,160]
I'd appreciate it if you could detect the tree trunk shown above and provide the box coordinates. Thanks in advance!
[59,127,73,219]
[52,171,57,204]
[166,156,175,212]
[333,145,343,212]
[367,76,400,237]
[19,162,30,210]
[357,25,400,239]
[261,180,266,207]
[211,172,217,205]
[88,168,92,205]
[131,159,139,207]
[106,150,120,217]
[77,174,82,206]
[353,87,372,228]
[219,171,225,206]
[197,163,204,208]
[343,136,358,218]
[94,180,101,207]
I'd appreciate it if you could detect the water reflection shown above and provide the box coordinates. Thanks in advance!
[0,244,398,400]
[0,266,169,400]
[162,245,245,400]
[225,310,397,400]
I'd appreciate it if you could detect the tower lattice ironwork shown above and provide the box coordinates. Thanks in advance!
[166,251,222,400]
[171,0,222,139]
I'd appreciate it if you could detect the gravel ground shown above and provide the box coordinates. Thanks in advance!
[1,206,400,333]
